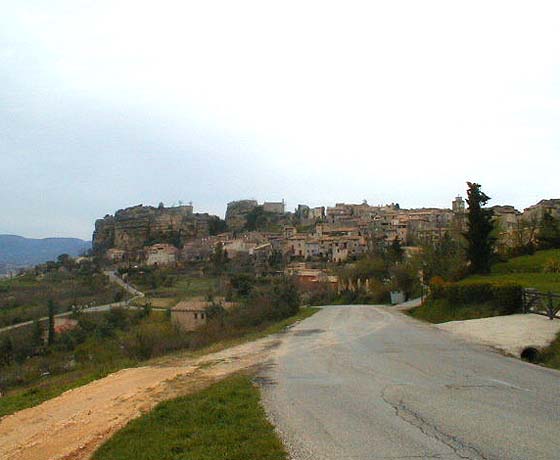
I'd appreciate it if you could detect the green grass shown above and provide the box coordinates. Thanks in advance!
[93,374,287,460]
[137,274,218,305]
[492,249,560,274]
[0,308,319,419]
[459,249,560,292]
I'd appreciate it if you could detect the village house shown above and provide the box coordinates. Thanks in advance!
[285,234,307,257]
[285,264,339,290]
[145,243,179,266]
[283,226,297,239]
[182,240,213,262]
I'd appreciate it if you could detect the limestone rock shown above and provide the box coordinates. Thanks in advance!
[92,204,218,253]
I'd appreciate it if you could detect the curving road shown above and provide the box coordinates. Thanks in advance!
[259,306,560,460]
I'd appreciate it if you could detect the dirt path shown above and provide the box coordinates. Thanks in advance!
[0,336,280,460]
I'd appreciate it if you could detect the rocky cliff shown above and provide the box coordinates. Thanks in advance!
[93,204,223,253]
[225,200,258,231]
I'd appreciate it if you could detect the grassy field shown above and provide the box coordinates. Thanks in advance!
[492,249,560,273]
[131,275,219,308]
[0,307,319,418]
[93,374,287,460]
[461,249,560,292]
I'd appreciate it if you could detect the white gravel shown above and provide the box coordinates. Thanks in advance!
[436,314,560,356]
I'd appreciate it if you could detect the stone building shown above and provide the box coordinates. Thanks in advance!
[452,196,465,214]
[263,201,285,214]
[171,300,207,331]
[145,243,179,266]
[523,199,560,221]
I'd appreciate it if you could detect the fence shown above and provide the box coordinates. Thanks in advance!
[522,288,560,320]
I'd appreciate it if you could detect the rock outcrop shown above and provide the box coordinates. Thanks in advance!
[93,204,221,254]
[225,200,258,231]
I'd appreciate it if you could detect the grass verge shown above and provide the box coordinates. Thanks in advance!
[407,299,504,324]
[93,373,286,460]
[0,307,319,418]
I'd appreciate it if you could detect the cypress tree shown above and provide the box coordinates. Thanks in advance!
[47,299,56,346]
[464,182,495,274]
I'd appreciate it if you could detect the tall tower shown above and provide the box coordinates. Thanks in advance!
[451,196,466,234]
[452,196,465,214]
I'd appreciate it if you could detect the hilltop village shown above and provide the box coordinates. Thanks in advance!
[93,197,560,275]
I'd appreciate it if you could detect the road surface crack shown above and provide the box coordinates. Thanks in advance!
[381,387,489,460]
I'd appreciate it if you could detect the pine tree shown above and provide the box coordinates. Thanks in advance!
[464,182,495,274]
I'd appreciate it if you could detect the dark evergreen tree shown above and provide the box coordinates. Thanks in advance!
[464,182,495,274]
[388,236,404,264]
[32,319,44,347]
[47,299,57,346]
[0,336,13,366]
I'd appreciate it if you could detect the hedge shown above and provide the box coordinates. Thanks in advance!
[429,281,523,315]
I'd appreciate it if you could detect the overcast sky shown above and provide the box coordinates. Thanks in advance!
[2,1,560,240]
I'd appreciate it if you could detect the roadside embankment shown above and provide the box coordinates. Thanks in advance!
[436,313,560,357]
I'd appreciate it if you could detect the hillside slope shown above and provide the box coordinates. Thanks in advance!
[0,235,91,271]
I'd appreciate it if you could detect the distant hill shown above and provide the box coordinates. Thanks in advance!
[0,235,91,272]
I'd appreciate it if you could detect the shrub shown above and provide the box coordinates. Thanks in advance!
[304,282,337,306]
[122,322,190,360]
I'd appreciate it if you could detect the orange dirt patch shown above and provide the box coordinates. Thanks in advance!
[0,337,279,460]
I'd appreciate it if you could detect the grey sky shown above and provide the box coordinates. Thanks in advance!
[2,1,560,240]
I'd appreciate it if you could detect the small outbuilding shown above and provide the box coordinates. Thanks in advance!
[171,300,208,331]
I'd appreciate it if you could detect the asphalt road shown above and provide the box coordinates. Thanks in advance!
[259,306,560,460]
